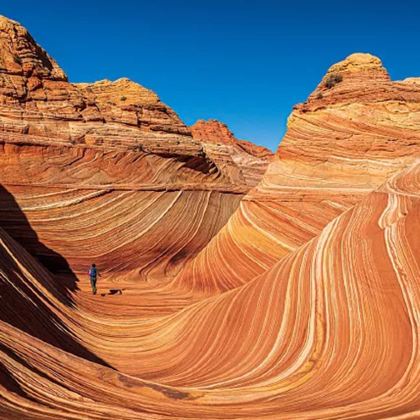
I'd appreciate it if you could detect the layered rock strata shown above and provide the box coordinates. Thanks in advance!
[191,119,273,186]
[174,53,420,293]
[0,16,265,279]
[1,160,419,420]
[0,15,419,420]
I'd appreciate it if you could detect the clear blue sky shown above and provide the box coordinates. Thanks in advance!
[2,1,420,150]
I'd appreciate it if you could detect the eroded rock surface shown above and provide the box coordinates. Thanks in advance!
[191,119,273,186]
[175,53,420,293]
[0,17,419,420]
[0,16,267,279]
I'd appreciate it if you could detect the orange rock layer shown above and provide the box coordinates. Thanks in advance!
[0,16,270,280]
[1,162,419,419]
[191,119,273,187]
[0,16,419,420]
[174,53,420,293]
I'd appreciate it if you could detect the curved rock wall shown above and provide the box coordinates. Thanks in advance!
[0,17,264,280]
[0,16,419,420]
[173,53,420,293]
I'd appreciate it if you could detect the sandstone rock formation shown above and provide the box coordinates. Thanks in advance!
[0,16,419,420]
[1,160,419,420]
[174,52,420,293]
[0,16,270,281]
[191,119,273,186]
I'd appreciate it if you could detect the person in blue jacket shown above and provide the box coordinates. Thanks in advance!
[88,263,99,295]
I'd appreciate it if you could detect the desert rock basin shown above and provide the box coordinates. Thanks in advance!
[0,15,419,419]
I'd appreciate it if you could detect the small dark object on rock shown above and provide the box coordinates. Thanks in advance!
[101,289,124,297]
[325,73,343,89]
[109,289,123,295]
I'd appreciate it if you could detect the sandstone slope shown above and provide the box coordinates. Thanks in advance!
[0,16,269,281]
[173,53,420,293]
[1,158,419,420]
[0,15,419,420]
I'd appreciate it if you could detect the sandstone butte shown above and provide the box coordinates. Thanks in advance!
[191,119,273,186]
[0,15,419,420]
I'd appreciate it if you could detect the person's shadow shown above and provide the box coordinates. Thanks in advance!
[101,288,124,297]
[0,184,111,374]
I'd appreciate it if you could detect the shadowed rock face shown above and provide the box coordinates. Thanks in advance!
[0,16,419,420]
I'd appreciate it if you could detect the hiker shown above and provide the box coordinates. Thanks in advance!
[89,263,100,295]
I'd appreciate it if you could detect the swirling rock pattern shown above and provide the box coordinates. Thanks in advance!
[0,16,419,420]
[1,162,419,419]
[0,16,271,280]
[174,53,420,293]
